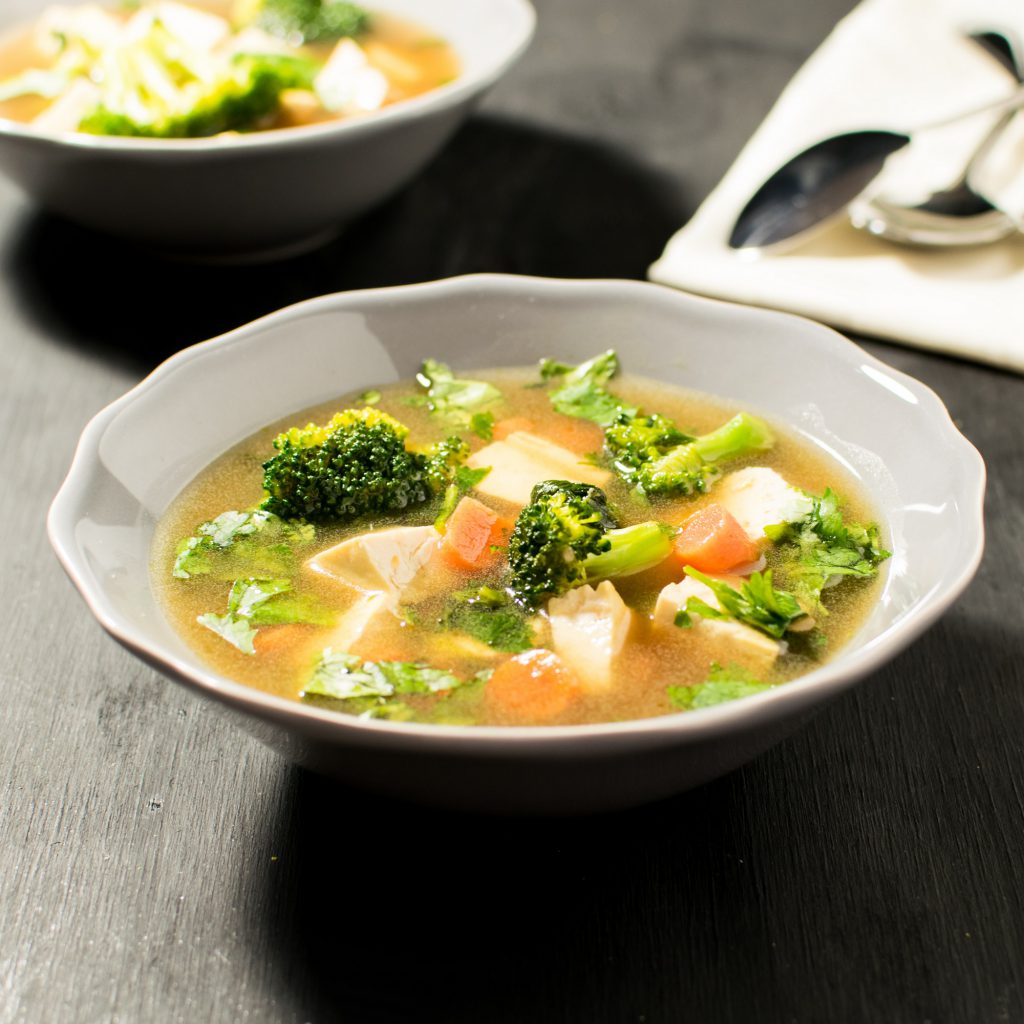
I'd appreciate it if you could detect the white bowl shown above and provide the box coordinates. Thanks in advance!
[48,275,986,814]
[0,0,534,258]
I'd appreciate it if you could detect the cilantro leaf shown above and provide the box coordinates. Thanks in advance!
[302,648,464,703]
[470,411,495,440]
[684,567,807,639]
[435,464,492,530]
[668,663,771,709]
[197,612,258,655]
[539,350,637,426]
[173,509,314,580]
[765,488,889,612]
[417,359,501,423]
[442,586,534,653]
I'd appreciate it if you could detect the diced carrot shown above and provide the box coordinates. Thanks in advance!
[252,624,315,656]
[485,650,581,723]
[545,417,604,454]
[672,503,760,573]
[441,496,513,570]
[492,416,535,440]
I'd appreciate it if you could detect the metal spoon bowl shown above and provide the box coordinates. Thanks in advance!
[848,30,1023,247]
[728,32,1024,252]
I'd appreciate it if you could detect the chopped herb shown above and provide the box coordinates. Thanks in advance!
[765,488,889,612]
[684,567,807,639]
[360,389,382,405]
[470,411,495,440]
[673,609,692,628]
[442,587,534,653]
[435,464,491,530]
[173,509,313,580]
[668,663,772,709]
[197,612,258,655]
[196,576,333,654]
[303,649,464,702]
[539,350,637,426]
[417,359,501,423]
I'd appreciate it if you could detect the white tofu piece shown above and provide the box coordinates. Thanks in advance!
[652,577,781,674]
[153,2,231,50]
[314,39,389,115]
[653,576,720,629]
[35,6,121,58]
[307,525,441,605]
[32,79,100,133]
[698,620,780,675]
[547,581,632,690]
[714,467,813,542]
[327,592,393,653]
[467,432,612,507]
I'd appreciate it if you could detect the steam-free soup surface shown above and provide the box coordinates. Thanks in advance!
[153,361,887,727]
[0,1,458,136]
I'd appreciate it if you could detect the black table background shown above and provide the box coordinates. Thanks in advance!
[3,1,1024,1021]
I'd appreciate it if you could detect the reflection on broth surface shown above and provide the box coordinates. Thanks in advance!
[0,0,458,136]
[153,357,889,727]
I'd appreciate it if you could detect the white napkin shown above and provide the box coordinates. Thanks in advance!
[648,0,1024,374]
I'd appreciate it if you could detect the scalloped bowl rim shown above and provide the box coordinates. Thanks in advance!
[0,0,536,154]
[48,274,986,755]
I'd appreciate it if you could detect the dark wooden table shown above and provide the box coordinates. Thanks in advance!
[4,1,1023,1021]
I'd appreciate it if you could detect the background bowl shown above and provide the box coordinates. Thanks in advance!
[0,0,535,259]
[48,275,986,814]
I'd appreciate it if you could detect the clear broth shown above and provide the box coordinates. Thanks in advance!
[152,368,885,727]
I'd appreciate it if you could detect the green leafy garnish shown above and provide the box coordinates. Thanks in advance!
[173,510,314,580]
[360,389,382,406]
[196,577,333,654]
[470,411,495,441]
[442,586,534,653]
[684,567,807,639]
[435,465,492,530]
[668,663,771,709]
[196,612,259,655]
[302,649,464,702]
[417,360,501,424]
[539,350,637,426]
[765,489,889,612]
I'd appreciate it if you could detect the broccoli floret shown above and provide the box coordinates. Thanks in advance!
[234,0,369,44]
[79,49,318,138]
[605,410,775,498]
[261,408,465,523]
[507,480,675,609]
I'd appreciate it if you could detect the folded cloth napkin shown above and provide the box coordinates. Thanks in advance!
[649,0,1024,374]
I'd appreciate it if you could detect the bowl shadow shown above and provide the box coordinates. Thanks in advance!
[3,114,689,376]
[239,605,1024,1023]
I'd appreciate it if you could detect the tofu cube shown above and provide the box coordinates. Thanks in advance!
[467,432,611,507]
[307,525,441,605]
[547,580,632,690]
[714,467,813,541]
[652,577,780,674]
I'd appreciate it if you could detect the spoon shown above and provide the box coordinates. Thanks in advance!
[729,48,1024,250]
[848,30,1024,246]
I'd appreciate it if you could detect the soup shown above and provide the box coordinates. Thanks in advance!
[0,0,458,137]
[152,353,889,727]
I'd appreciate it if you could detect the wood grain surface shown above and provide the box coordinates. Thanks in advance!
[2,0,1022,1021]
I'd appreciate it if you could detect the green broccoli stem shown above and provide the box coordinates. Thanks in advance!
[690,413,774,464]
[581,521,676,582]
